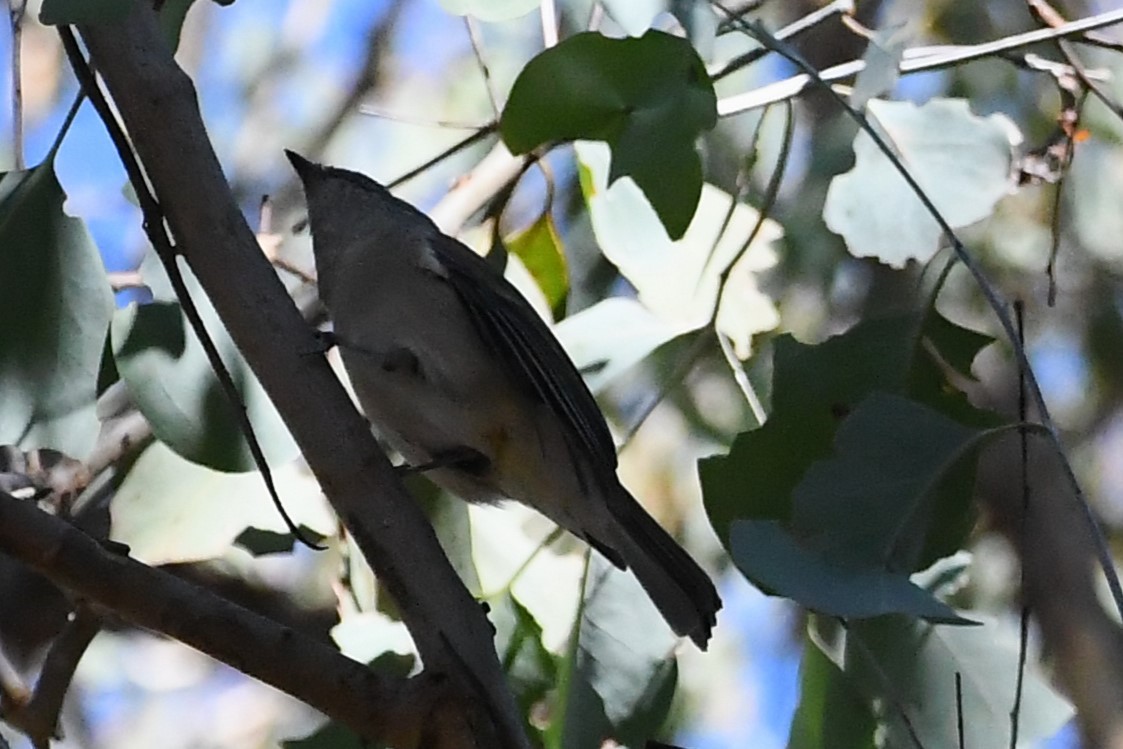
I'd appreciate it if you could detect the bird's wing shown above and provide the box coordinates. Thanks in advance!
[430,233,619,473]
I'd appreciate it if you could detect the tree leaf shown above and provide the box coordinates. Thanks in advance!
[233,525,326,556]
[847,615,1073,748]
[823,98,1018,267]
[0,160,112,458]
[701,315,918,546]
[39,0,132,25]
[490,591,557,743]
[502,31,716,238]
[554,297,682,394]
[700,312,998,550]
[790,393,984,573]
[787,636,876,749]
[729,520,970,623]
[112,442,334,566]
[111,252,298,472]
[556,554,678,748]
[505,211,568,314]
[576,140,780,362]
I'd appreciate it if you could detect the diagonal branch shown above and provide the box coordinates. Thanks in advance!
[73,6,529,748]
[0,490,432,746]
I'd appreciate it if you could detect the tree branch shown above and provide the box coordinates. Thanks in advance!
[73,6,528,748]
[0,490,435,746]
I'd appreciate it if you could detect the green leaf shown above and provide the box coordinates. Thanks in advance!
[701,315,918,545]
[0,161,112,457]
[39,0,132,25]
[111,252,298,472]
[505,211,568,314]
[788,637,876,749]
[846,615,1072,748]
[556,555,678,748]
[491,591,557,743]
[438,0,539,21]
[112,442,334,566]
[823,98,1018,267]
[700,311,998,549]
[502,31,716,239]
[790,393,984,572]
[729,520,970,623]
[158,0,198,51]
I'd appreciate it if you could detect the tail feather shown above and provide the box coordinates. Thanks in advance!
[606,489,721,649]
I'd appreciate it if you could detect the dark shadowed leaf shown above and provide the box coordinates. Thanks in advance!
[283,722,371,749]
[555,554,677,748]
[502,31,716,239]
[234,525,326,556]
[0,160,112,457]
[730,520,970,623]
[111,252,297,472]
[39,0,132,25]
[790,393,984,572]
[846,615,1071,748]
[701,311,998,551]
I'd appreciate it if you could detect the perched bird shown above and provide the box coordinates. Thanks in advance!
[287,151,720,648]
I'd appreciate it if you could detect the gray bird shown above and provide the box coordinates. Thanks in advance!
[287,151,720,648]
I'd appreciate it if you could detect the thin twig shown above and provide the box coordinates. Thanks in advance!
[57,28,319,550]
[357,106,490,130]
[956,671,966,749]
[9,0,27,169]
[717,8,1123,116]
[736,17,1123,620]
[1010,300,1030,749]
[386,121,498,189]
[622,101,791,443]
[1024,0,1119,306]
[540,0,558,48]
[1045,90,1084,307]
[105,270,145,290]
[465,16,501,119]
[14,605,102,748]
[714,0,767,35]
[1027,0,1123,122]
[717,331,766,426]
[711,0,853,81]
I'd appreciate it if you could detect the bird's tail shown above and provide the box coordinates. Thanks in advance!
[605,488,721,649]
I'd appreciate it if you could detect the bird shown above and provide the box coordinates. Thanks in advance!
[286,150,720,648]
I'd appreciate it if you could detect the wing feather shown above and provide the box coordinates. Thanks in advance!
[430,234,618,473]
